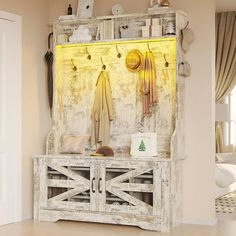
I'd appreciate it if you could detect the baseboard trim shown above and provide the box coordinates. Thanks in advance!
[21,215,33,221]
[182,218,217,226]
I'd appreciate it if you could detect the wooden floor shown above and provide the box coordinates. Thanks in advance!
[0,220,236,236]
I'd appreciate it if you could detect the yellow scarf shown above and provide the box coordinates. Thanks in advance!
[139,51,157,117]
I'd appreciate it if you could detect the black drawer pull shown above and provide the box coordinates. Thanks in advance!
[92,177,96,193]
[98,178,102,193]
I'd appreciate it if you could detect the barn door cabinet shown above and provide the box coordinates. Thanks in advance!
[34,155,180,232]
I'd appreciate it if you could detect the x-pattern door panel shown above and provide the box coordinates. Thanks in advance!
[103,160,162,216]
[40,158,97,212]
[37,158,162,217]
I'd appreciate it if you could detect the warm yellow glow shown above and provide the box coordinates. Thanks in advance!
[55,38,177,79]
[53,38,177,143]
[56,37,176,49]
[55,38,176,117]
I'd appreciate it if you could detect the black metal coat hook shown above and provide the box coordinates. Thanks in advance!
[116,45,121,58]
[86,47,91,60]
[164,54,169,67]
[183,21,189,30]
[71,59,77,71]
[181,21,190,39]
[147,43,152,52]
[101,57,106,70]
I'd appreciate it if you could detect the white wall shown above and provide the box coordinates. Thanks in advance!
[171,0,216,224]
[49,0,216,224]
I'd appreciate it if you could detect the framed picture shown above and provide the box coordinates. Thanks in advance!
[130,133,157,157]
[77,0,94,19]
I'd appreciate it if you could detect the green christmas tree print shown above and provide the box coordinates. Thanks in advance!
[139,140,146,152]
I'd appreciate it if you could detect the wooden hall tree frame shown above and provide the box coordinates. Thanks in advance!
[34,9,187,232]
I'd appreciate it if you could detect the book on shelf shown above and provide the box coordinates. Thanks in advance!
[100,19,114,40]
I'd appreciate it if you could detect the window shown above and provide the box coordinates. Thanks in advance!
[226,86,236,149]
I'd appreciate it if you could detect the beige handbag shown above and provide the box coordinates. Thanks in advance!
[178,61,191,77]
[60,134,90,154]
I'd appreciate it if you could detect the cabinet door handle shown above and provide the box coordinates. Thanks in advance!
[92,177,96,193]
[98,178,102,193]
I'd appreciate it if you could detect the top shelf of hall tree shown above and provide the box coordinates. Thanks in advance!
[53,8,187,45]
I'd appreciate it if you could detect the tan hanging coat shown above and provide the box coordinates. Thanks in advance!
[91,71,114,146]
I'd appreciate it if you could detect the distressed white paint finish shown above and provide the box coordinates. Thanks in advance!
[48,38,177,156]
[34,158,40,220]
[170,160,183,226]
[47,12,186,163]
[97,160,106,212]
[39,208,161,230]
[34,155,181,232]
[153,162,162,215]
[170,35,186,160]
[160,161,171,231]
[35,10,186,233]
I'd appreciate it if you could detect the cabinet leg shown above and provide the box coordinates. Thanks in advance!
[39,217,60,223]
[139,224,160,231]
[39,213,60,223]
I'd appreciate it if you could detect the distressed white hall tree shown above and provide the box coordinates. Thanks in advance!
[34,9,187,232]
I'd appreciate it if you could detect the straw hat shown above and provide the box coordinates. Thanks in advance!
[126,49,144,72]
[181,27,195,53]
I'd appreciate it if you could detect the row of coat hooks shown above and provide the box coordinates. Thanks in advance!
[84,43,168,60]
[147,43,169,67]
[70,43,170,71]
[84,45,122,61]
[71,57,106,71]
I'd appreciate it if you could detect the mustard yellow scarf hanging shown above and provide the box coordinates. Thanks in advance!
[139,51,157,117]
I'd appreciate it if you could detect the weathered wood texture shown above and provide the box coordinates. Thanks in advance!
[35,10,186,234]
[48,39,177,156]
[39,209,161,231]
[34,156,181,232]
[47,12,186,161]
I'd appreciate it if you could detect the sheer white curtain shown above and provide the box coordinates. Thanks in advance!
[224,87,236,152]
[215,11,236,153]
